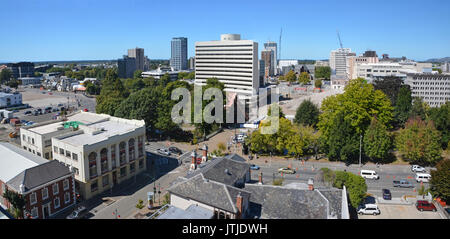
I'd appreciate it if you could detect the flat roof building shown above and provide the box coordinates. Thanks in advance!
[405,73,450,107]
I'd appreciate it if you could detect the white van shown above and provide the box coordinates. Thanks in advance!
[416,173,431,183]
[360,170,380,180]
[357,204,381,216]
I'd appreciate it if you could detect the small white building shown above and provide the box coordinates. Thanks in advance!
[0,92,22,108]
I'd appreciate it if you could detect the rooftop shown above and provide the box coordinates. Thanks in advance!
[0,142,48,183]
[156,204,214,219]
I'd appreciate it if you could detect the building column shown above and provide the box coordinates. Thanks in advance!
[96,150,101,177]
[107,146,112,171]
[115,144,120,167]
[125,140,130,163]
[134,137,139,160]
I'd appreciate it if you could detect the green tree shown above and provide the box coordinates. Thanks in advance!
[395,117,442,165]
[96,73,129,115]
[314,66,331,80]
[133,70,143,79]
[428,102,450,149]
[410,97,429,120]
[0,69,12,83]
[430,159,450,203]
[178,72,189,80]
[319,78,393,152]
[314,79,322,88]
[294,99,319,127]
[285,70,297,82]
[363,117,392,162]
[373,76,404,106]
[6,79,20,89]
[187,71,195,80]
[2,189,26,218]
[333,171,349,189]
[298,72,310,85]
[346,173,368,208]
[394,86,412,127]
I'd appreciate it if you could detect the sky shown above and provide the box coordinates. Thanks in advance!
[1,0,449,62]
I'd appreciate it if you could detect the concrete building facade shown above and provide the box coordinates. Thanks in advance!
[263,41,277,75]
[195,34,259,101]
[128,47,145,71]
[118,56,136,79]
[0,92,22,108]
[330,48,354,78]
[405,73,450,107]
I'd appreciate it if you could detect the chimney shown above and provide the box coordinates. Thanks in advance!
[19,184,25,194]
[201,144,208,163]
[308,178,314,191]
[190,150,197,170]
[236,192,243,219]
[258,172,263,185]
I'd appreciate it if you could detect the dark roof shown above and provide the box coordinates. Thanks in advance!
[244,184,342,219]
[168,174,251,213]
[185,154,249,186]
[7,160,72,193]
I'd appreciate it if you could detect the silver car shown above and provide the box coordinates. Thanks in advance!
[157,148,171,156]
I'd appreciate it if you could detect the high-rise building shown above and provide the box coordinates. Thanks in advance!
[128,47,145,71]
[189,57,195,70]
[330,48,354,78]
[259,60,265,86]
[405,73,450,107]
[261,50,273,78]
[171,37,188,70]
[264,42,277,75]
[195,34,259,101]
[118,55,136,78]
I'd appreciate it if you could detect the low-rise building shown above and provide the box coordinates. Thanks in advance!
[0,142,75,219]
[18,77,42,86]
[0,92,22,109]
[141,66,188,81]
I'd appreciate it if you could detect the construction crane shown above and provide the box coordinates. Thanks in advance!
[279,28,282,61]
[337,30,344,49]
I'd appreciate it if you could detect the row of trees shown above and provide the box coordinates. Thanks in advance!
[279,70,311,85]
[248,77,447,166]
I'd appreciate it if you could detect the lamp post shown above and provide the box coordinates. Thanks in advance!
[359,134,362,167]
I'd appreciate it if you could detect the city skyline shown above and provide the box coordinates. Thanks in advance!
[1,0,450,62]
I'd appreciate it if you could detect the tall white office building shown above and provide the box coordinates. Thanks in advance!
[330,48,354,77]
[195,34,259,101]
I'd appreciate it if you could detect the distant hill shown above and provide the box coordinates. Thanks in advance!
[425,57,450,63]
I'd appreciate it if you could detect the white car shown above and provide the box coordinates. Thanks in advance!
[357,204,380,216]
[416,173,432,183]
[157,148,170,156]
[411,165,426,173]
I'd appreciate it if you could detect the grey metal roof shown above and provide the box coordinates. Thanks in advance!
[157,204,214,219]
[7,160,72,193]
[186,154,249,186]
[244,184,337,219]
[168,173,251,213]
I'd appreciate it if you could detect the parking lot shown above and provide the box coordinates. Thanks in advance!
[358,204,445,219]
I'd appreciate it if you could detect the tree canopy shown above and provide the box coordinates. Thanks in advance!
[430,159,450,203]
[314,66,331,80]
[294,99,319,127]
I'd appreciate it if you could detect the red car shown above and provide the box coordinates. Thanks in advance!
[416,200,437,212]
[83,108,89,112]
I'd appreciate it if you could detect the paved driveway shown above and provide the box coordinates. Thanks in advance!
[359,204,445,219]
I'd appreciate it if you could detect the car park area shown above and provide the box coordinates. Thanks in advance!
[358,203,445,219]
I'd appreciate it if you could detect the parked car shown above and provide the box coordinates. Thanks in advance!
[416,200,437,212]
[57,103,63,107]
[168,147,182,155]
[250,164,260,170]
[24,111,32,115]
[416,173,432,183]
[360,170,380,180]
[357,204,381,216]
[393,180,414,188]
[278,167,295,174]
[66,206,88,219]
[411,165,426,173]
[83,108,89,112]
[382,189,392,200]
[157,148,170,156]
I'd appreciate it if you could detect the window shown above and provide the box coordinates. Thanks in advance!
[44,140,52,147]
[63,179,69,191]
[111,145,116,169]
[100,148,108,174]
[64,192,70,204]
[139,159,144,169]
[59,148,64,155]
[73,167,79,176]
[42,187,49,200]
[65,150,71,158]
[30,192,37,205]
[53,183,59,195]
[54,146,58,153]
[54,197,60,209]
[102,175,109,187]
[89,152,98,178]
[45,153,50,159]
[22,135,26,141]
[91,180,98,192]
[37,152,41,157]
[31,207,38,218]
[120,167,127,178]
[72,153,78,161]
